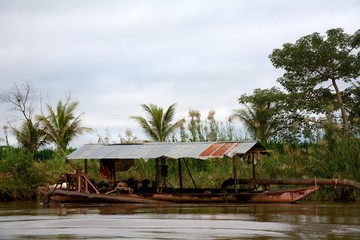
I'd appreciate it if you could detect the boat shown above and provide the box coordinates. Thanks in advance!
[43,141,319,205]
[46,185,318,204]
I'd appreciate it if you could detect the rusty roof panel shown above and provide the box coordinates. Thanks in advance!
[212,143,234,157]
[66,141,265,161]
[199,143,219,157]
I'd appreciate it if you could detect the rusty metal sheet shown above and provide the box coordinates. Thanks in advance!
[199,143,220,157]
[211,142,236,157]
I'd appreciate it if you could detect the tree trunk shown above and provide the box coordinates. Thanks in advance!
[332,78,350,135]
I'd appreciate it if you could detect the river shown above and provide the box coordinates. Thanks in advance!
[0,201,359,239]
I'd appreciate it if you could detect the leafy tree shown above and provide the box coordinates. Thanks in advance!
[269,28,360,135]
[233,87,286,143]
[131,103,178,142]
[36,97,92,153]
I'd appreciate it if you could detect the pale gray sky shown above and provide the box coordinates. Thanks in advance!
[0,0,359,147]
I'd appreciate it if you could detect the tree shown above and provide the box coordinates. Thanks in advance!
[0,82,46,153]
[233,87,286,143]
[131,103,178,142]
[269,28,360,135]
[12,120,46,153]
[36,96,92,153]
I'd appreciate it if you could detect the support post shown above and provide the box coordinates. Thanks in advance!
[184,159,197,189]
[84,159,88,192]
[112,161,116,182]
[156,158,159,193]
[232,156,238,194]
[250,153,256,189]
[178,158,183,191]
[84,159,88,174]
[77,169,82,192]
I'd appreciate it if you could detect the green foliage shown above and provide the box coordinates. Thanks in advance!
[0,146,8,160]
[0,147,87,201]
[0,147,44,201]
[11,120,47,155]
[34,148,56,161]
[131,103,178,142]
[269,28,360,135]
[256,134,360,201]
[36,99,93,153]
[233,87,286,143]
[233,29,360,144]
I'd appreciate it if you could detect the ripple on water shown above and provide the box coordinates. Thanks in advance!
[1,202,360,239]
[0,214,291,239]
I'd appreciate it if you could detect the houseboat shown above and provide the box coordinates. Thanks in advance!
[43,141,319,205]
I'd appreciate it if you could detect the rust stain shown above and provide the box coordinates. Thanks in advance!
[199,143,220,157]
[211,143,234,157]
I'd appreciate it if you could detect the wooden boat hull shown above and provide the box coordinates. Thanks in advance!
[47,186,318,204]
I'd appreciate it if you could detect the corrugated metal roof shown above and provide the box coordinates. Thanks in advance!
[66,141,266,161]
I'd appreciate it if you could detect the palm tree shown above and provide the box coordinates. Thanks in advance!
[12,119,47,154]
[233,88,285,143]
[233,104,271,143]
[36,100,92,153]
[131,103,178,142]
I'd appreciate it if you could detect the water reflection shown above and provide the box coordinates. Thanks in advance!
[0,201,359,239]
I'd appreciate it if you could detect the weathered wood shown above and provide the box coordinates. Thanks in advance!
[237,178,360,191]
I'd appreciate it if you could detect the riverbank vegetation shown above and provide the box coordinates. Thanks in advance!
[1,28,359,201]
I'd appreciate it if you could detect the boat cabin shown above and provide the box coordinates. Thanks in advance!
[65,141,268,194]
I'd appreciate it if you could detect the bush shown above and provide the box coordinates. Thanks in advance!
[0,147,44,201]
[34,148,56,161]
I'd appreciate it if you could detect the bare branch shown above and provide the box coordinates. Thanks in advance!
[0,82,37,123]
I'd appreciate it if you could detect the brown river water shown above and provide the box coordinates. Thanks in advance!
[0,201,359,239]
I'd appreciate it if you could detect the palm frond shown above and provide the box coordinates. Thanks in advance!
[36,100,92,152]
[132,103,178,142]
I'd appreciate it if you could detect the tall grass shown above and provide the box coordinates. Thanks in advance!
[257,136,360,201]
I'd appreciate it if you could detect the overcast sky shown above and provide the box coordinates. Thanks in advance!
[0,0,359,147]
